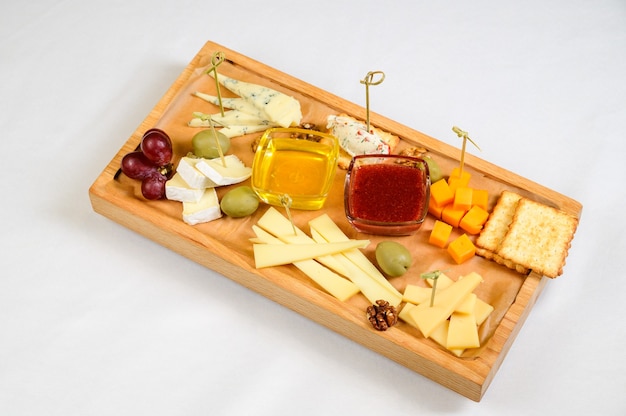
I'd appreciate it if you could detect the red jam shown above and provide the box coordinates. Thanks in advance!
[349,163,427,222]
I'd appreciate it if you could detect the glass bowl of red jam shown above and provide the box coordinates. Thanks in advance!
[251,127,340,210]
[344,154,431,235]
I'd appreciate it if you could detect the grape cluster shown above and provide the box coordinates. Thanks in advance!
[121,128,174,200]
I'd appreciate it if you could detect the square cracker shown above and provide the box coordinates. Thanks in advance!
[497,198,578,278]
[475,191,522,252]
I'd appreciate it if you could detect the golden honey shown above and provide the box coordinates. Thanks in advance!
[252,128,339,210]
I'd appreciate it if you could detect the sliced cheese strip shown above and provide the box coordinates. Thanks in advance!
[403,285,435,305]
[213,73,302,128]
[255,208,400,304]
[256,207,350,278]
[447,311,480,350]
[195,154,251,186]
[256,206,308,237]
[308,214,402,301]
[182,188,222,225]
[251,226,359,301]
[424,273,493,324]
[253,240,369,268]
[455,292,477,315]
[165,172,204,203]
[409,272,483,338]
[474,300,494,326]
[399,303,464,357]
[327,250,402,306]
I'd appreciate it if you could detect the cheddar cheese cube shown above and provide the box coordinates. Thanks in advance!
[429,220,453,248]
[442,204,467,228]
[447,234,476,264]
[448,167,471,192]
[453,187,473,211]
[430,179,454,207]
[459,205,490,235]
[428,196,444,219]
[472,189,489,211]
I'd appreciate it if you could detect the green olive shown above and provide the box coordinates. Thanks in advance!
[192,129,231,159]
[375,241,412,277]
[423,156,443,183]
[220,186,260,218]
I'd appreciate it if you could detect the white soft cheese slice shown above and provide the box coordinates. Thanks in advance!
[182,188,222,225]
[165,172,204,203]
[213,74,302,128]
[195,154,251,186]
[326,114,390,157]
[176,157,218,189]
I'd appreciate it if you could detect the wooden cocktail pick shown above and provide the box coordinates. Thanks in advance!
[206,51,226,116]
[360,70,385,132]
[280,194,297,236]
[452,126,481,178]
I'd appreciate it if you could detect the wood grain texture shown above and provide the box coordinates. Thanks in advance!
[89,41,582,401]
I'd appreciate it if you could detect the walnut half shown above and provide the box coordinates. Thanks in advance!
[366,300,398,331]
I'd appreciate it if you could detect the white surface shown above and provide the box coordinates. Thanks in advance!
[1,0,625,414]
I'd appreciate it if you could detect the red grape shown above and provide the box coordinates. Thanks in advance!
[121,151,158,179]
[141,129,173,166]
[141,172,168,200]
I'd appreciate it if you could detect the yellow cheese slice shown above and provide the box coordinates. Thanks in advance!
[424,273,493,325]
[399,303,464,356]
[403,285,435,305]
[455,292,477,315]
[309,214,403,305]
[409,272,483,338]
[251,226,359,301]
[253,240,369,268]
[447,311,480,350]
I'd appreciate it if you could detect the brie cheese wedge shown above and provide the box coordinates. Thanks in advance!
[195,154,252,186]
[165,172,204,203]
[182,188,222,225]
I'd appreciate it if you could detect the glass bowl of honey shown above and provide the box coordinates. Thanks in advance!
[251,127,340,210]
[344,154,431,235]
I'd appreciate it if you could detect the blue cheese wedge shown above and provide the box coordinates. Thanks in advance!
[176,157,218,189]
[165,172,204,203]
[195,154,252,186]
[212,74,302,128]
[189,109,273,127]
[193,93,272,121]
[326,114,391,157]
[218,125,272,139]
[182,188,222,225]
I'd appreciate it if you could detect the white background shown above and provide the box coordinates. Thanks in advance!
[2,1,625,414]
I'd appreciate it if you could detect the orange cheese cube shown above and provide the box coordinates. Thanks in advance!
[430,179,454,207]
[459,205,490,235]
[428,196,444,219]
[448,167,471,192]
[453,187,473,211]
[429,220,453,248]
[447,234,476,264]
[441,204,467,228]
[472,189,489,210]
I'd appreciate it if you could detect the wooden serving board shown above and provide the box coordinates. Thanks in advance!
[89,41,582,401]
